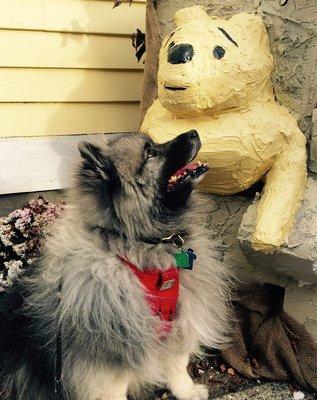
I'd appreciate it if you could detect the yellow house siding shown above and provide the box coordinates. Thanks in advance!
[0,31,141,69]
[0,0,146,137]
[0,103,141,137]
[0,69,143,103]
[0,0,146,35]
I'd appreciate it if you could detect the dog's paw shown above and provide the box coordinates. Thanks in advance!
[175,383,209,400]
[190,384,209,400]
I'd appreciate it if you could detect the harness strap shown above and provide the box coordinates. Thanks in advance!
[118,256,180,333]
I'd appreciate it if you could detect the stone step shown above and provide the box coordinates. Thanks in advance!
[238,176,317,284]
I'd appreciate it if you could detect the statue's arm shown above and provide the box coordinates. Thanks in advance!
[252,127,307,252]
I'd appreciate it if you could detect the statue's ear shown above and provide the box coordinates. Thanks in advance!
[227,13,272,65]
[174,5,210,27]
[229,13,267,40]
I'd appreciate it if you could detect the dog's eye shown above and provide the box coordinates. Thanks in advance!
[213,46,225,59]
[147,148,158,159]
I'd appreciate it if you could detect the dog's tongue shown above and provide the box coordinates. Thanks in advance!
[175,163,199,177]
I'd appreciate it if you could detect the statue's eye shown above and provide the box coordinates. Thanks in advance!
[213,46,225,59]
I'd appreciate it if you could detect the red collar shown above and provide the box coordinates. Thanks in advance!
[118,256,180,334]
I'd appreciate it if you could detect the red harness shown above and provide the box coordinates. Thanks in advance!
[118,256,179,333]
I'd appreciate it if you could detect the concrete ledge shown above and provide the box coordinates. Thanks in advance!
[284,282,317,340]
[238,176,317,284]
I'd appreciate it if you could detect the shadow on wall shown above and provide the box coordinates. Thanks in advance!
[45,0,143,188]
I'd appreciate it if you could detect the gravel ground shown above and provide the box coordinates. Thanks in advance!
[148,354,317,400]
[152,377,316,400]
[209,381,317,400]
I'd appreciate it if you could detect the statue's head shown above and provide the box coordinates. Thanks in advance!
[158,6,274,116]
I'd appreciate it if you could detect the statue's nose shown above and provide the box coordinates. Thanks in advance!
[167,44,194,64]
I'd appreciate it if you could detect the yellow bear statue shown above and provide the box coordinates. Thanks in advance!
[141,5,307,253]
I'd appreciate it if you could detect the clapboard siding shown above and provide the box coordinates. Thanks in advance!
[0,103,140,137]
[0,0,145,194]
[0,69,143,102]
[0,0,146,35]
[0,30,142,70]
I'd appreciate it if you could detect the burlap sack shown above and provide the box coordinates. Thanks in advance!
[222,285,317,391]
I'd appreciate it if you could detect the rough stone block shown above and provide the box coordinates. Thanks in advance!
[206,193,291,287]
[238,177,317,284]
[284,283,317,342]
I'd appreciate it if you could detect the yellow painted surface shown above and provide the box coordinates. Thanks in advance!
[0,0,146,35]
[0,30,141,70]
[0,0,145,137]
[141,6,307,252]
[0,69,143,102]
[0,103,141,137]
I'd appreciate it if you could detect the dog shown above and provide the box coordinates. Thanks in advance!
[0,131,231,400]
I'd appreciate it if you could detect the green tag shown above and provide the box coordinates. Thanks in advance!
[174,251,190,269]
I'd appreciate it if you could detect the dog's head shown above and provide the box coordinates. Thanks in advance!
[76,131,208,242]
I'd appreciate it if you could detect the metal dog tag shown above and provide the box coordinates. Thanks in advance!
[175,248,197,270]
[186,248,197,270]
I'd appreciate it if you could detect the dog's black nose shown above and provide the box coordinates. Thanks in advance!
[168,44,194,64]
[188,130,199,139]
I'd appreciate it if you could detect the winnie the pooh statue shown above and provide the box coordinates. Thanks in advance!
[141,5,307,253]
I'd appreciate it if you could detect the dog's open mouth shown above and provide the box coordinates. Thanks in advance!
[167,162,209,191]
[165,85,188,91]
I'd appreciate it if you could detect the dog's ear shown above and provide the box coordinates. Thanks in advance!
[77,141,117,187]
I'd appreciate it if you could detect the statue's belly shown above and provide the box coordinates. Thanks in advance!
[197,149,269,195]
[149,124,272,195]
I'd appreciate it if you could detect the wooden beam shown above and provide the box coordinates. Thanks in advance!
[0,133,124,194]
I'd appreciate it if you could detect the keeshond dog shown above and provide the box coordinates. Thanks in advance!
[0,131,231,400]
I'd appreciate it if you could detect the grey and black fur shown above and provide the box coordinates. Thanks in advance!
[0,131,232,400]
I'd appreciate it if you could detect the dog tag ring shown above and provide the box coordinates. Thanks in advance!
[161,233,197,270]
[161,233,184,248]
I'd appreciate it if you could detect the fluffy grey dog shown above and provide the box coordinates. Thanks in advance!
[0,131,231,400]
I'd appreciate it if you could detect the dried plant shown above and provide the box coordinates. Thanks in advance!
[113,0,134,8]
[0,197,64,290]
[132,28,146,62]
